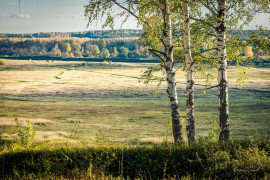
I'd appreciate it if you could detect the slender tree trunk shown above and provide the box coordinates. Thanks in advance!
[162,0,183,143]
[217,0,230,141]
[184,0,196,142]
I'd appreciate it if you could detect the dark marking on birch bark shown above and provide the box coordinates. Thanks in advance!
[218,23,225,32]
[169,46,173,54]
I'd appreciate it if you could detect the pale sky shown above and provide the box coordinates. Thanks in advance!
[0,0,269,34]
[0,0,139,33]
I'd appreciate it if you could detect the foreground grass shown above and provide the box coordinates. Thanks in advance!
[0,139,269,179]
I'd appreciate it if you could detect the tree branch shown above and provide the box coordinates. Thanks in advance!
[226,0,240,11]
[204,84,219,90]
[175,63,184,72]
[112,0,155,30]
[206,32,217,38]
[203,1,217,18]
[193,47,218,56]
[196,53,217,60]
[210,1,218,12]
[190,17,217,30]
[148,49,167,57]
[112,0,138,19]
[148,49,166,62]
[112,0,163,43]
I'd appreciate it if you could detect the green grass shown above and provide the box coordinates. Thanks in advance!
[0,96,269,145]
[0,59,269,145]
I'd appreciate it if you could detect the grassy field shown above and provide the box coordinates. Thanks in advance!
[0,59,269,145]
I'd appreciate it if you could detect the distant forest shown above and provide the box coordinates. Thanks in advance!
[0,37,152,59]
[0,29,262,39]
[0,29,268,59]
[0,29,141,39]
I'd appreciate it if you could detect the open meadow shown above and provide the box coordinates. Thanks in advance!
[0,59,270,179]
[0,59,269,146]
[1,0,270,178]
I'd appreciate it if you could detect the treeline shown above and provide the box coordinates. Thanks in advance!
[230,30,267,39]
[0,37,151,59]
[0,29,263,39]
[0,29,142,39]
[0,30,268,59]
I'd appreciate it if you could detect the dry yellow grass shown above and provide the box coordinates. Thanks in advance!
[140,137,173,143]
[0,60,269,143]
[0,60,269,96]
[0,117,53,126]
[35,131,68,141]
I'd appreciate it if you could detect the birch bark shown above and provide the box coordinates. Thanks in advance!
[217,0,230,141]
[162,0,183,143]
[184,1,196,142]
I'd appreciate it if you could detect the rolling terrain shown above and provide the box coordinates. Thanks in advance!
[0,59,269,145]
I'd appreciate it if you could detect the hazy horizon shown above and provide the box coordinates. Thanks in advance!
[0,28,141,34]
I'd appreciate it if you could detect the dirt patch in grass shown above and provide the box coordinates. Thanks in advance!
[0,117,53,126]
[140,137,172,143]
[35,131,68,141]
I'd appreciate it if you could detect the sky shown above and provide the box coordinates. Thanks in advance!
[0,0,139,33]
[0,0,269,34]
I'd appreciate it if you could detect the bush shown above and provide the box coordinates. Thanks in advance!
[0,59,7,65]
[14,118,37,148]
[103,60,109,65]
[0,139,269,179]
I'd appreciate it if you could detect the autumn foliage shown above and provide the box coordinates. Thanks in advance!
[244,46,254,57]
[0,37,149,59]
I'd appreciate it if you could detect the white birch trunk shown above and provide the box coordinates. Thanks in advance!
[163,0,183,143]
[217,0,230,141]
[184,1,195,142]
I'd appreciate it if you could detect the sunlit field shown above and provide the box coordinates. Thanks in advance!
[0,59,269,146]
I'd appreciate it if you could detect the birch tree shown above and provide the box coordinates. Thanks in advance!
[191,0,269,141]
[183,0,195,141]
[160,0,184,143]
[216,0,229,141]
[85,0,184,143]
[173,1,217,141]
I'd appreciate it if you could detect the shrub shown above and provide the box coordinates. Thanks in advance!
[0,59,7,65]
[103,60,109,65]
[0,139,269,179]
[14,118,37,148]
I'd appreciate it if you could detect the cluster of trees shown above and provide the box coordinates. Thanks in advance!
[0,37,151,58]
[0,36,267,59]
[0,29,141,39]
[85,0,269,143]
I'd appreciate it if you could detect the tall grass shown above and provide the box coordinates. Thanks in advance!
[1,138,269,179]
